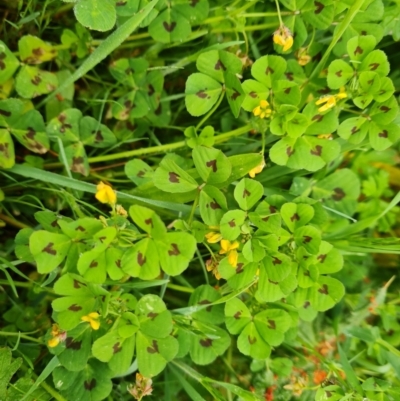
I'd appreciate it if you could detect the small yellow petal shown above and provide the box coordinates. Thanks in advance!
[253,106,261,116]
[88,312,100,319]
[219,239,231,254]
[273,34,285,46]
[283,36,294,51]
[260,100,269,108]
[90,319,100,330]
[95,181,116,205]
[228,249,238,267]
[315,97,328,106]
[205,232,222,244]
[48,337,60,348]
[229,241,240,250]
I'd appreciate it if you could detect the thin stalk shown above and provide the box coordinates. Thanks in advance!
[0,213,30,229]
[196,92,226,130]
[0,331,43,344]
[187,191,200,226]
[167,283,194,293]
[274,0,284,26]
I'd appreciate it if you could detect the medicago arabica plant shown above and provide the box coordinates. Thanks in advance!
[1,0,400,400]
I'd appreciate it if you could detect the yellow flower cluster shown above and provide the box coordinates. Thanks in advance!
[315,88,347,112]
[81,312,101,330]
[205,230,240,269]
[48,324,66,348]
[273,25,294,52]
[253,100,272,119]
[95,181,116,205]
[296,47,311,66]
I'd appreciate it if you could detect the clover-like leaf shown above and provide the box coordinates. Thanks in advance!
[199,185,227,226]
[0,129,14,168]
[254,309,292,346]
[220,209,247,240]
[15,66,58,98]
[309,276,345,311]
[224,297,252,335]
[294,225,321,255]
[256,268,298,303]
[189,284,224,325]
[129,205,167,239]
[280,202,314,232]
[310,241,343,274]
[327,60,354,89]
[234,178,264,211]
[237,322,271,359]
[125,159,154,186]
[149,8,191,43]
[18,35,57,64]
[0,41,19,84]
[74,0,116,32]
[302,0,334,29]
[251,55,286,88]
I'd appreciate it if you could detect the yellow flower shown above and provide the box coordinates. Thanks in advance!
[315,88,347,112]
[116,204,128,217]
[249,159,265,178]
[95,181,117,205]
[81,312,100,330]
[273,25,294,52]
[47,323,66,348]
[219,239,240,267]
[253,100,272,119]
[206,258,221,280]
[296,47,311,66]
[205,231,223,244]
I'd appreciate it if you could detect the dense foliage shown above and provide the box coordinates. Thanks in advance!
[1,0,400,400]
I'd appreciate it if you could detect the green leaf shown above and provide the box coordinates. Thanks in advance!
[129,205,167,239]
[280,202,314,232]
[156,232,197,276]
[251,55,286,88]
[249,202,281,233]
[302,0,334,29]
[241,79,269,112]
[369,121,400,151]
[153,157,199,193]
[225,72,245,117]
[64,142,90,176]
[262,252,293,282]
[237,322,271,359]
[196,50,242,83]
[18,35,57,64]
[233,178,264,211]
[360,49,390,77]
[189,285,224,325]
[0,41,20,84]
[46,108,82,142]
[74,0,116,32]
[125,159,154,186]
[15,66,58,98]
[122,238,160,280]
[30,230,71,274]
[220,209,247,240]
[185,73,222,117]
[149,8,191,43]
[0,128,15,168]
[309,276,345,311]
[294,225,321,254]
[303,101,338,135]
[370,96,398,125]
[0,347,22,400]
[327,59,354,89]
[256,269,297,303]
[136,332,178,376]
[347,35,376,62]
[310,241,343,274]
[224,297,252,335]
[192,146,232,184]
[80,116,116,147]
[92,331,127,363]
[254,309,292,346]
[273,80,301,106]
[337,116,369,144]
[199,185,227,226]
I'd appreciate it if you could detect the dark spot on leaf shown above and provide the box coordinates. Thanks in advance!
[317,254,327,263]
[76,225,85,231]
[243,189,251,198]
[326,391,332,397]
[314,1,324,14]
[380,106,390,113]
[200,338,213,347]
[269,205,277,213]
[231,88,241,100]
[0,109,11,117]
[68,304,82,312]
[369,63,380,71]
[265,66,274,74]
[73,279,85,289]
[248,336,256,344]
[31,76,41,85]
[284,87,291,94]
[147,339,159,353]
[312,114,323,122]
[155,104,162,115]
[387,329,394,336]
[199,299,212,312]
[127,121,137,131]
[312,52,322,62]
[210,199,221,209]
[268,319,276,329]
[351,126,359,135]
[311,145,323,156]
[354,46,363,55]
[89,260,98,268]
[228,219,236,227]
[145,218,153,227]
[190,0,199,6]
[272,257,282,265]
[32,48,44,56]
[84,379,96,391]
[42,242,56,255]
[137,252,146,266]
[137,170,145,177]
[285,72,294,81]
[71,157,85,175]
[332,187,345,201]
[196,90,208,99]
[286,147,294,156]
[379,130,388,138]
[304,270,310,276]
[169,172,180,183]
[148,84,155,96]
[168,243,180,256]
[206,159,217,172]
[116,1,126,5]
[234,311,242,319]
[214,60,226,71]
[249,91,257,98]
[236,263,244,274]
[98,236,106,243]
[113,342,122,353]
[367,78,374,85]
[290,213,300,222]
[115,259,121,268]
[0,143,9,157]
[303,236,312,243]
[25,128,36,139]
[93,130,103,142]
[66,337,82,350]
[147,312,158,320]
[268,279,279,285]
[318,284,329,294]
[304,301,310,309]
[163,21,176,32]
[262,216,269,222]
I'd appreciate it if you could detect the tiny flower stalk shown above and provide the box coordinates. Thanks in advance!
[95,181,117,206]
[219,239,240,267]
[273,25,294,52]
[48,324,67,348]
[315,88,347,112]
[205,230,222,244]
[81,312,101,330]
[253,100,272,119]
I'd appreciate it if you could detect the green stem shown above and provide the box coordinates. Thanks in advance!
[308,0,368,82]
[376,338,400,358]
[40,380,69,401]
[274,0,284,26]
[187,191,200,226]
[45,124,251,167]
[0,331,43,344]
[241,11,293,17]
[167,283,194,293]
[196,92,226,130]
